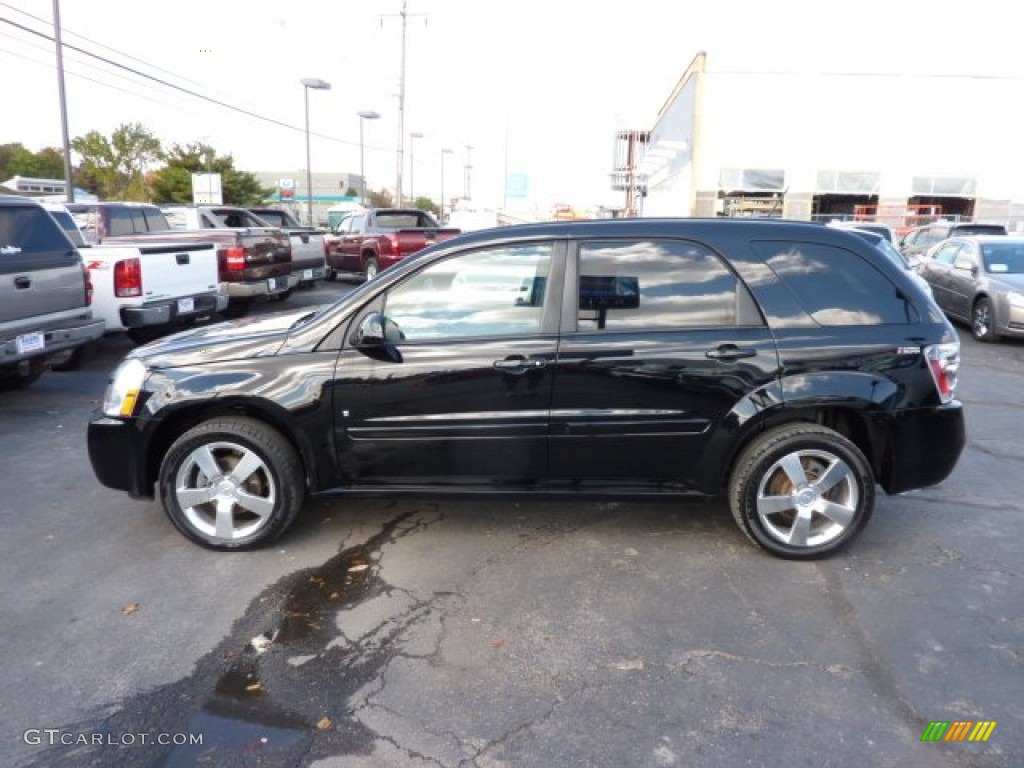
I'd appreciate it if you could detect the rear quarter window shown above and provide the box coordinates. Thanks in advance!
[752,240,917,325]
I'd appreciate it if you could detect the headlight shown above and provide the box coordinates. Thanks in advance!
[1007,291,1024,309]
[102,358,148,417]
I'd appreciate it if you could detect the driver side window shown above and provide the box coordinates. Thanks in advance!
[382,243,553,341]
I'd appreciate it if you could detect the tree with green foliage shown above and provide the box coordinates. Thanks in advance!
[71,122,163,200]
[150,142,272,205]
[411,196,437,214]
[0,143,66,181]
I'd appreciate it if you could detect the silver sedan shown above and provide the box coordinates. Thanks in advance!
[918,235,1024,341]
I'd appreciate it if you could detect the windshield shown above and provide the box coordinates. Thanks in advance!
[981,242,1024,274]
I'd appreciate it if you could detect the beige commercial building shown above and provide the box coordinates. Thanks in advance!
[638,52,1024,233]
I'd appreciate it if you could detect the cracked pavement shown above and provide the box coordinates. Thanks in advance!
[1,289,1021,768]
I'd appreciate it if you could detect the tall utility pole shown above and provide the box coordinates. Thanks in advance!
[464,144,473,201]
[382,0,425,207]
[395,0,408,206]
[53,0,74,203]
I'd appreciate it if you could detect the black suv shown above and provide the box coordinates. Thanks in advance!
[88,219,965,559]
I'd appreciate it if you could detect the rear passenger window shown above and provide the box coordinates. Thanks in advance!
[576,239,748,331]
[0,206,71,256]
[754,241,915,325]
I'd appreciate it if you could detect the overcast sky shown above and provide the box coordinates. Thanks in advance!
[1,0,1019,210]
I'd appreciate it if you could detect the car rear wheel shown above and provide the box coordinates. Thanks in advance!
[363,257,379,280]
[729,423,874,559]
[0,359,45,390]
[158,417,305,550]
[971,297,998,342]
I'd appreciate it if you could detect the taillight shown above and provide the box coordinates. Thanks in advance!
[387,234,400,255]
[223,246,246,270]
[925,340,959,403]
[82,263,93,306]
[114,258,142,297]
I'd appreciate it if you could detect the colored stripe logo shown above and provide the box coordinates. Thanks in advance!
[921,721,997,742]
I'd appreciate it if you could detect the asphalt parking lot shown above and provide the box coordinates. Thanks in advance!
[2,279,1022,768]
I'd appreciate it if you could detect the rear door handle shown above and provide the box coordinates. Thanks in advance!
[14,276,31,289]
[176,253,190,265]
[706,344,757,361]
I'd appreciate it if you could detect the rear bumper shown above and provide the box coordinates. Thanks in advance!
[1,317,105,365]
[87,414,153,498]
[119,291,227,328]
[288,266,327,286]
[878,402,966,494]
[224,275,292,298]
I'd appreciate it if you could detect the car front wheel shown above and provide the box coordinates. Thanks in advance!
[972,297,998,342]
[158,417,305,550]
[729,423,874,559]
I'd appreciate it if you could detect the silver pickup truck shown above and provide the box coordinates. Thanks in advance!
[0,196,105,389]
[245,207,328,288]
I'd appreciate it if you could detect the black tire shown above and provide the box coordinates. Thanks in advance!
[325,268,337,282]
[363,256,379,281]
[158,416,305,550]
[971,297,998,342]
[728,423,874,559]
[272,288,294,302]
[0,359,45,391]
[220,299,253,319]
[126,327,167,346]
[50,341,98,372]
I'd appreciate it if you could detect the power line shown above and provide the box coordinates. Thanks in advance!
[0,1,205,87]
[0,14,395,153]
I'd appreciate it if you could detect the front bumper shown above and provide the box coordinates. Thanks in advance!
[88,414,154,498]
[878,401,966,494]
[1,318,105,365]
[120,291,228,328]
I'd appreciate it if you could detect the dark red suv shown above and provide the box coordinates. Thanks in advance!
[88,218,965,559]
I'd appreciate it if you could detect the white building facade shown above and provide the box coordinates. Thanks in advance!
[641,52,1024,232]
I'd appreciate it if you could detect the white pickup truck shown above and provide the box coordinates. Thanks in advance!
[46,204,226,344]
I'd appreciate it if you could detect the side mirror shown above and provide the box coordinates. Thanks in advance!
[351,312,386,347]
[350,312,406,348]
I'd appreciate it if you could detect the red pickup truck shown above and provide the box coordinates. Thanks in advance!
[325,208,460,280]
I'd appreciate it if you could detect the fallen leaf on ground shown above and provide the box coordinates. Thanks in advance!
[347,564,369,573]
[317,716,333,730]
[491,638,505,649]
[121,602,141,615]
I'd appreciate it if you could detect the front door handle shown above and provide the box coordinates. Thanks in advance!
[493,356,546,371]
[14,276,31,289]
[706,344,757,361]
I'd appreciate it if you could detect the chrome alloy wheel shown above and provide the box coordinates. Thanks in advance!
[174,441,277,542]
[972,301,992,340]
[755,449,858,549]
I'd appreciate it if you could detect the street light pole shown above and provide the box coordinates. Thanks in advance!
[440,147,453,223]
[357,110,381,206]
[300,77,331,226]
[409,131,423,204]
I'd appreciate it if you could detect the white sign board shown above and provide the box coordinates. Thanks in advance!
[192,173,223,205]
